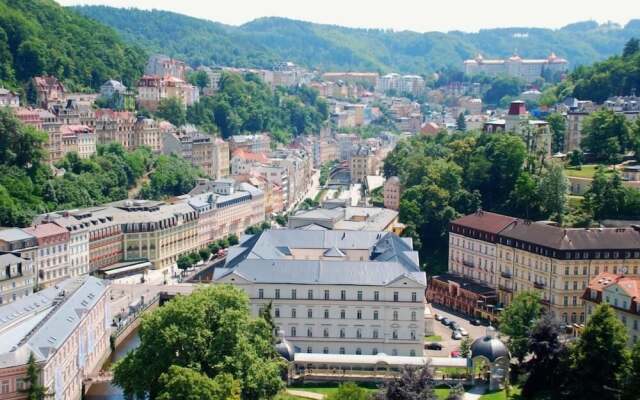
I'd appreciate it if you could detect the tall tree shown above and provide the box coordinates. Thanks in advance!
[156,97,187,127]
[522,315,570,399]
[455,113,466,132]
[498,292,541,363]
[112,285,284,399]
[581,109,630,162]
[538,162,568,224]
[374,366,437,400]
[623,37,640,58]
[569,304,630,400]
[21,352,48,400]
[624,341,640,400]
[157,366,241,400]
[546,113,566,154]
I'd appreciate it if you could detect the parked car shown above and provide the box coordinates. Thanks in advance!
[450,350,462,358]
[434,313,442,321]
[451,330,462,340]
[441,317,451,326]
[425,342,443,350]
[470,319,482,326]
[450,322,460,331]
[458,327,469,336]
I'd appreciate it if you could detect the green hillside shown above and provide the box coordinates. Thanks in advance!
[0,0,145,92]
[73,5,640,74]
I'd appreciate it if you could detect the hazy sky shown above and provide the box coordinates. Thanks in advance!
[58,0,638,33]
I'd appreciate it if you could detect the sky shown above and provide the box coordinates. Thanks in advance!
[58,0,638,33]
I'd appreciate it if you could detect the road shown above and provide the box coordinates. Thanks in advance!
[424,304,489,357]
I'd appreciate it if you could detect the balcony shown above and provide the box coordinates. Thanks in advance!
[498,284,513,293]
[501,271,512,279]
[462,260,475,268]
[534,282,546,289]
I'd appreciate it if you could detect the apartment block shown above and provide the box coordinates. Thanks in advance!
[23,223,70,288]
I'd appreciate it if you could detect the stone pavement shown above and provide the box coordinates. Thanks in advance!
[463,384,487,400]
[285,389,325,399]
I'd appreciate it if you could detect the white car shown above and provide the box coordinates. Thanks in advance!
[458,328,469,336]
[451,331,462,340]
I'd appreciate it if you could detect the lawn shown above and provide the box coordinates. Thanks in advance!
[275,394,307,400]
[564,164,613,179]
[435,387,451,399]
[289,382,379,395]
[425,335,443,342]
[479,385,523,400]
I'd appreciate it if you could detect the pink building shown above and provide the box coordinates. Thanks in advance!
[23,223,70,288]
[383,176,402,211]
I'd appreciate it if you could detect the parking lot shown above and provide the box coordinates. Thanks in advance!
[424,304,490,357]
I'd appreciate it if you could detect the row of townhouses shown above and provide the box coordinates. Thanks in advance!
[0,177,265,305]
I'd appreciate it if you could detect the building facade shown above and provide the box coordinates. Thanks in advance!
[464,53,568,83]
[383,177,401,211]
[214,230,427,356]
[23,224,70,288]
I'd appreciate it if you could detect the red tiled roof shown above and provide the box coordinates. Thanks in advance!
[586,272,621,292]
[451,211,517,234]
[232,148,269,163]
[23,223,68,240]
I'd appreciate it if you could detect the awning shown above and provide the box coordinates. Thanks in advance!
[101,261,151,277]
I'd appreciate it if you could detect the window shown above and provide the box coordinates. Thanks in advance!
[373,311,379,320]
[392,349,398,356]
[393,311,399,321]
[372,348,378,355]
[258,288,264,299]
[412,292,417,302]
[340,347,346,354]
[356,348,362,355]
[275,289,280,299]
[307,346,312,353]
[275,308,280,318]
[291,308,297,318]
[357,291,363,301]
[563,296,568,306]
[373,329,379,339]
[308,289,313,300]
[0,380,8,394]
[323,328,329,337]
[291,289,297,299]
[393,291,399,302]
[307,309,313,318]
[323,347,329,354]
[307,328,313,337]
[340,310,346,319]
[410,330,416,340]
[356,310,362,320]
[340,328,345,338]
[411,311,417,321]
[324,309,329,319]
[290,327,296,337]
[356,329,362,339]
[324,290,330,300]
[374,291,380,301]
[392,330,398,339]
[410,350,416,357]
[341,290,346,300]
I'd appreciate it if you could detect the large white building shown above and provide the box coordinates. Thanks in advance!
[463,53,568,83]
[213,229,427,356]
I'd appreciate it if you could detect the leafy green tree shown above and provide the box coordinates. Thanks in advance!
[327,382,371,400]
[187,70,209,90]
[0,108,47,170]
[374,366,436,400]
[259,301,276,339]
[228,234,239,246]
[176,255,191,272]
[569,304,630,400]
[538,162,568,224]
[498,292,541,363]
[568,150,583,167]
[483,76,523,105]
[207,242,220,254]
[623,341,640,400]
[459,337,472,358]
[21,352,48,400]
[218,237,229,249]
[522,315,570,399]
[581,109,630,162]
[139,155,201,199]
[188,251,202,266]
[455,113,466,132]
[623,37,640,58]
[546,113,566,154]
[506,171,544,220]
[158,366,241,400]
[113,285,284,399]
[583,168,640,220]
[156,97,187,127]
[199,248,211,262]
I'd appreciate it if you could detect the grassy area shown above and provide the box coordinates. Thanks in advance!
[425,335,443,342]
[289,382,379,395]
[435,387,451,399]
[564,164,613,179]
[567,195,584,208]
[479,385,523,400]
[274,394,307,400]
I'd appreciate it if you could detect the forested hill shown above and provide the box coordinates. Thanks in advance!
[73,5,640,74]
[0,0,146,92]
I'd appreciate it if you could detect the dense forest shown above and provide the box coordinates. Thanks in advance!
[73,6,640,74]
[0,0,145,92]
[0,109,202,227]
[186,72,329,139]
[556,38,640,103]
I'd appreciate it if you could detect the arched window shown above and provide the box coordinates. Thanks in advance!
[357,310,362,319]
[291,308,296,318]
[410,330,416,340]
[324,309,329,319]
[307,309,313,318]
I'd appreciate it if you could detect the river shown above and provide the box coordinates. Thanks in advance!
[85,328,141,399]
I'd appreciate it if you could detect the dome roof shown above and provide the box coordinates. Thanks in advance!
[275,331,295,361]
[386,176,400,184]
[471,334,509,362]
